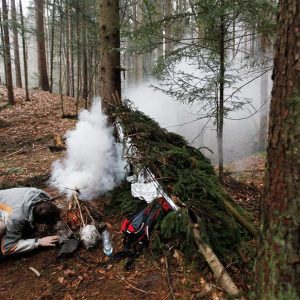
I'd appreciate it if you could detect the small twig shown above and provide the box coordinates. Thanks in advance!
[162,291,172,300]
[83,205,94,223]
[116,275,157,295]
[0,288,6,292]
[155,176,175,181]
[28,267,41,278]
[73,192,86,226]
[165,254,176,300]
[0,147,27,161]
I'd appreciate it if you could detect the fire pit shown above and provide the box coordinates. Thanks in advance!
[59,190,105,251]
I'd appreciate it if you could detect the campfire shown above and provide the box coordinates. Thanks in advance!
[59,189,105,252]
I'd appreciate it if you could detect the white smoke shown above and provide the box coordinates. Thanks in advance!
[124,69,272,164]
[50,99,126,200]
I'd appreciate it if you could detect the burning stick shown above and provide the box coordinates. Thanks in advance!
[73,191,86,227]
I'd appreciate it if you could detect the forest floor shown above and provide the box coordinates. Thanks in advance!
[0,85,265,300]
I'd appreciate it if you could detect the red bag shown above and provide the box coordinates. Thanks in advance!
[121,197,172,251]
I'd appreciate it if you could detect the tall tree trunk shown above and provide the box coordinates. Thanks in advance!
[49,0,56,93]
[143,52,152,81]
[65,0,70,96]
[155,0,164,60]
[11,0,22,88]
[34,0,49,91]
[69,5,75,97]
[134,2,143,83]
[258,69,269,151]
[165,0,173,52]
[75,0,81,115]
[217,1,225,182]
[99,0,121,116]
[2,0,14,105]
[19,0,29,100]
[58,0,64,116]
[0,8,8,86]
[81,3,88,106]
[255,0,300,298]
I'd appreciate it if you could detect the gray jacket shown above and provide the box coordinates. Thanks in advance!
[0,187,51,255]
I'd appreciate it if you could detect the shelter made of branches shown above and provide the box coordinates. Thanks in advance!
[113,100,254,261]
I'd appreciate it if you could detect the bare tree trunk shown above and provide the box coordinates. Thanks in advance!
[255,0,300,298]
[49,0,56,93]
[34,0,49,91]
[258,40,271,152]
[19,0,29,100]
[143,52,151,81]
[11,0,22,88]
[165,0,173,52]
[2,0,14,105]
[81,3,88,106]
[0,8,8,86]
[58,0,64,115]
[193,228,240,296]
[155,0,164,60]
[65,0,70,96]
[217,2,225,182]
[75,0,81,115]
[134,2,143,83]
[99,0,121,116]
[69,8,74,97]
[258,69,269,151]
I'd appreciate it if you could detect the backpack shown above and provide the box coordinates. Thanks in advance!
[98,197,172,271]
[121,197,172,253]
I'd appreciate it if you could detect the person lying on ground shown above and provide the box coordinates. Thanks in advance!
[0,187,61,256]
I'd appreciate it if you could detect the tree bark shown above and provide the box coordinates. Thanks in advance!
[65,0,70,96]
[217,0,225,182]
[58,0,64,116]
[155,0,164,60]
[0,8,8,86]
[19,0,29,101]
[75,0,81,115]
[255,1,300,298]
[11,0,22,88]
[99,0,121,115]
[165,0,173,52]
[258,69,269,151]
[69,8,75,97]
[193,227,240,296]
[49,0,56,93]
[134,2,143,83]
[34,0,49,91]
[2,0,14,105]
[81,3,88,106]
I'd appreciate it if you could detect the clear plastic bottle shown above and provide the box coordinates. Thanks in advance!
[102,229,113,256]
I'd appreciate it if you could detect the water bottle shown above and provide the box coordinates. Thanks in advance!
[102,229,113,256]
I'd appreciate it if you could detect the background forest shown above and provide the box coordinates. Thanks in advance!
[0,0,276,176]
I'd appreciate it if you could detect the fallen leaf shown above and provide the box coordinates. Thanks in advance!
[63,294,74,300]
[57,277,64,284]
[63,269,75,277]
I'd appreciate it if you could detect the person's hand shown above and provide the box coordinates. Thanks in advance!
[38,236,59,247]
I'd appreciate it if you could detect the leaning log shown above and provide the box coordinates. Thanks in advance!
[224,199,257,237]
[193,227,240,297]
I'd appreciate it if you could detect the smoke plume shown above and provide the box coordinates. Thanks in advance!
[50,99,126,200]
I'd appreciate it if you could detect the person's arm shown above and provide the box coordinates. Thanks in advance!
[1,218,59,255]
[0,218,37,255]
